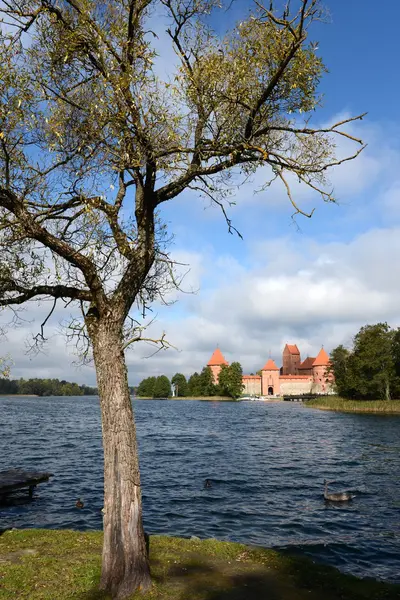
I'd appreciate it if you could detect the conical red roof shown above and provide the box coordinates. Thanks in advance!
[207,348,228,366]
[313,348,330,367]
[261,358,279,371]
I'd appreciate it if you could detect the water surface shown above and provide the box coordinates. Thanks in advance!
[0,397,399,583]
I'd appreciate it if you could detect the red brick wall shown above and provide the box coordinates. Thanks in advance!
[282,347,301,375]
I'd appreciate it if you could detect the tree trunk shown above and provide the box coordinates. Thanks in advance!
[384,377,391,402]
[91,318,151,599]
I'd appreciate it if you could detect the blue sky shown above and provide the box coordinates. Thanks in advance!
[2,0,400,385]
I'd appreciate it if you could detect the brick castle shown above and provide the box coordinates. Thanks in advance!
[207,344,334,396]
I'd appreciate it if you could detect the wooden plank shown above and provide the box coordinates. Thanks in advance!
[0,469,53,497]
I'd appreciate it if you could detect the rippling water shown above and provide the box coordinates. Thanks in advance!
[0,396,399,583]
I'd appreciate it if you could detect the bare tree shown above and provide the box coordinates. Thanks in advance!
[0,1,364,597]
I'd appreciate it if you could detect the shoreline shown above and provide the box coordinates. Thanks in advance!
[1,529,398,599]
[305,397,400,414]
[0,394,39,397]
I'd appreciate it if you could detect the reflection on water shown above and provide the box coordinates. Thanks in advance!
[0,397,399,582]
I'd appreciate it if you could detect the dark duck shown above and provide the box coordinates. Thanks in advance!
[324,480,355,502]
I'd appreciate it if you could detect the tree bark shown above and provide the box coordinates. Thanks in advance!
[384,377,391,402]
[91,317,151,599]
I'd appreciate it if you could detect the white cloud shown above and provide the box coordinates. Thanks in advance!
[2,222,399,385]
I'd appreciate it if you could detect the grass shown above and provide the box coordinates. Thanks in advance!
[0,529,399,599]
[305,396,400,414]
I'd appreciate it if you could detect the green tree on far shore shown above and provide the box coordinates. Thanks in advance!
[218,362,244,398]
[171,373,188,397]
[331,323,400,400]
[0,378,17,393]
[353,323,397,401]
[391,328,400,380]
[136,376,157,397]
[0,377,97,396]
[199,367,217,396]
[153,375,171,399]
[187,372,202,396]
[328,345,353,397]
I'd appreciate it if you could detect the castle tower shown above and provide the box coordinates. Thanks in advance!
[312,347,331,391]
[261,358,280,396]
[207,348,229,384]
[282,344,301,375]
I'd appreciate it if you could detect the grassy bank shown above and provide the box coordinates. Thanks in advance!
[0,530,399,599]
[305,396,400,414]
[0,394,39,397]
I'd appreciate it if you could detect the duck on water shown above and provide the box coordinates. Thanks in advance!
[324,480,356,502]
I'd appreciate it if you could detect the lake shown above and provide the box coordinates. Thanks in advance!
[0,397,399,583]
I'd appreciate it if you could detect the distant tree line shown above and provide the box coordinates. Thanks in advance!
[0,377,98,397]
[136,363,244,399]
[136,375,172,399]
[330,323,400,400]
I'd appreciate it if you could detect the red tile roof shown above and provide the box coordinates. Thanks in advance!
[207,348,229,366]
[285,344,300,355]
[261,358,279,371]
[298,357,316,370]
[313,348,330,367]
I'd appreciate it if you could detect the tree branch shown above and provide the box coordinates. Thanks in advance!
[254,113,368,143]
[277,169,315,219]
[244,36,304,140]
[0,188,106,307]
[0,282,92,305]
[123,330,176,353]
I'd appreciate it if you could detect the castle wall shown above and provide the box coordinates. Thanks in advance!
[279,377,313,395]
[311,381,335,395]
[242,374,335,396]
[242,376,261,396]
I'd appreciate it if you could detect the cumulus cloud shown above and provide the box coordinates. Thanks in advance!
[121,223,400,382]
[1,225,397,385]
